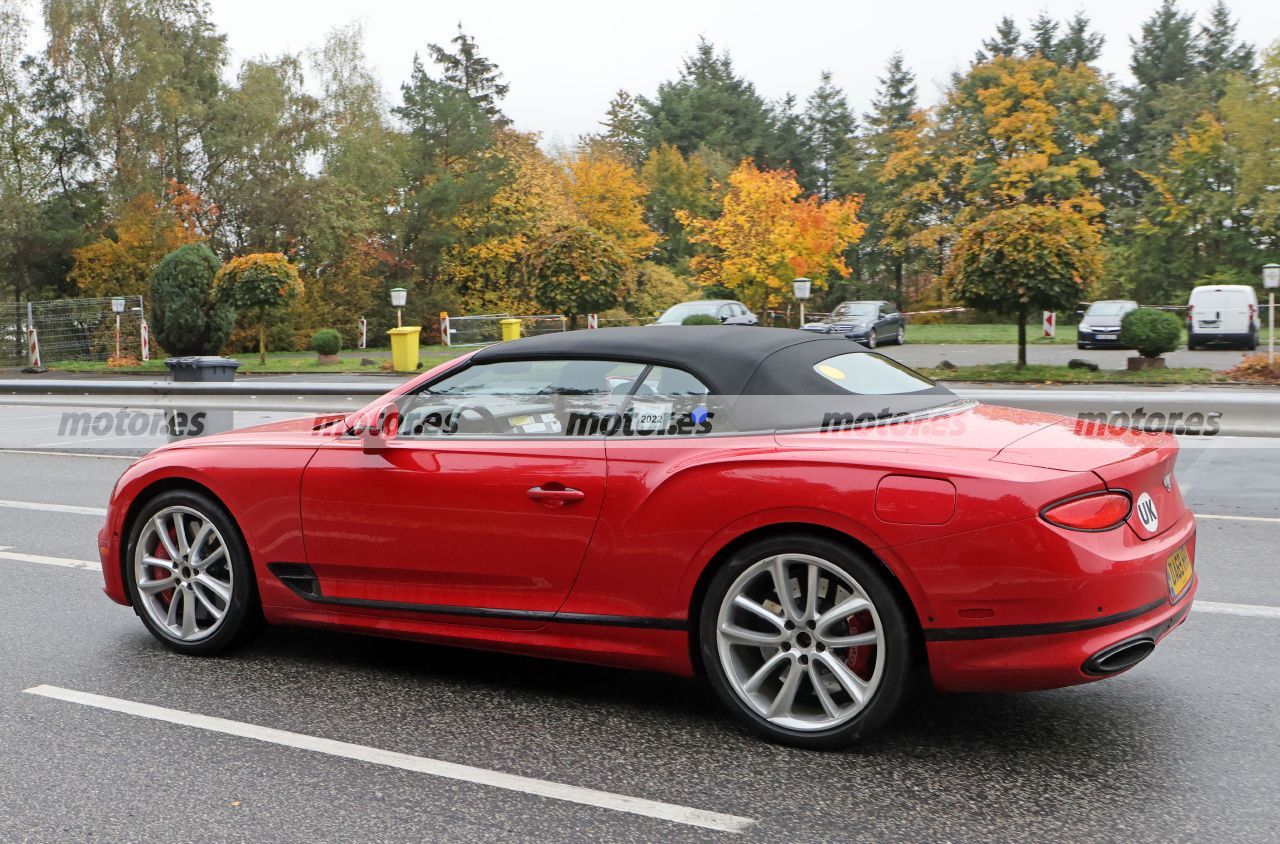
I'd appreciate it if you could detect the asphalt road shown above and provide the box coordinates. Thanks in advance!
[0,439,1278,842]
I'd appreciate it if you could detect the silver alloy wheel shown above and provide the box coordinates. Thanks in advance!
[133,505,234,642]
[897,327,905,344]
[715,553,885,732]
[866,330,877,349]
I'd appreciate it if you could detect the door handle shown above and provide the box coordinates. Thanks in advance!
[527,485,586,508]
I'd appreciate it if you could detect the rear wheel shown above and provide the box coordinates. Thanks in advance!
[1246,331,1258,351]
[894,326,906,345]
[124,490,261,655]
[700,534,913,749]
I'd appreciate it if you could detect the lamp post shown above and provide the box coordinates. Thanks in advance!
[792,277,812,327]
[1264,264,1280,365]
[110,296,126,359]
[390,287,407,329]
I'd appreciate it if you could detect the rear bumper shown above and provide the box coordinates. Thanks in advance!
[926,577,1195,692]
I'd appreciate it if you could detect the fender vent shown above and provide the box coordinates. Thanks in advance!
[268,563,322,598]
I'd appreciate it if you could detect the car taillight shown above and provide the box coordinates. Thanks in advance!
[1186,304,1193,320]
[1249,304,1256,322]
[1041,491,1132,532]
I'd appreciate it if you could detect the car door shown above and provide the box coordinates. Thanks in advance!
[298,358,641,621]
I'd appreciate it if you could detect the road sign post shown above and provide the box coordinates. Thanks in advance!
[1042,311,1056,338]
[1263,264,1279,365]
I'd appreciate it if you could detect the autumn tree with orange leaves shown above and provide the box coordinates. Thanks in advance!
[677,161,864,312]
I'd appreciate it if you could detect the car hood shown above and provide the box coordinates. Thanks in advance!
[156,414,346,452]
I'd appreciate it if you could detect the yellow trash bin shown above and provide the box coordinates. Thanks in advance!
[387,326,421,372]
[500,318,522,342]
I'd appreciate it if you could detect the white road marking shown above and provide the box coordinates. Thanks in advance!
[0,498,107,516]
[0,448,137,460]
[22,685,754,834]
[1196,513,1280,524]
[1192,601,1280,620]
[0,549,101,571]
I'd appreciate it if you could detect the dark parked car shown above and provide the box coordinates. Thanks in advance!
[800,301,905,348]
[1077,300,1138,349]
[654,300,759,326]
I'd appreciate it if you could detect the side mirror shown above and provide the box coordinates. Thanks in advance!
[351,402,400,453]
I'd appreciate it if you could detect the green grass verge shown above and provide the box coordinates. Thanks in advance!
[922,363,1226,384]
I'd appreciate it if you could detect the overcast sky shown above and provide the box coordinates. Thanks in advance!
[23,1,1280,146]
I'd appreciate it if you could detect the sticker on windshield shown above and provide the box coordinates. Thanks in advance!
[817,364,846,381]
[631,401,673,432]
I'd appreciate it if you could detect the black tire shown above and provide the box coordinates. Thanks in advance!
[123,489,263,655]
[699,533,915,749]
[1246,332,1258,351]
[1077,342,1089,350]
[895,326,906,345]
[866,329,878,349]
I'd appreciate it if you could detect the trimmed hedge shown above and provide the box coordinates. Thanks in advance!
[682,313,722,325]
[1121,308,1182,358]
[310,328,342,356]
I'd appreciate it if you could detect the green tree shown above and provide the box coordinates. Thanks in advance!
[641,39,777,165]
[524,223,633,324]
[1223,43,1280,237]
[427,24,509,124]
[393,52,508,278]
[590,90,648,166]
[801,71,855,199]
[149,243,233,355]
[946,205,1102,368]
[213,253,304,363]
[640,144,714,270]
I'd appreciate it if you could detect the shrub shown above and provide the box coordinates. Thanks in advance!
[682,313,722,325]
[149,244,235,355]
[310,328,342,356]
[1120,308,1182,358]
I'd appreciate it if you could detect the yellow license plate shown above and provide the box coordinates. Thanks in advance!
[1166,545,1193,600]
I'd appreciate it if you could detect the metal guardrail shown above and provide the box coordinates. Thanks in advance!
[1,380,1278,437]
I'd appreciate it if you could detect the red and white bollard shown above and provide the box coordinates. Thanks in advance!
[587,313,599,330]
[27,327,41,368]
[358,318,367,350]
[140,319,150,361]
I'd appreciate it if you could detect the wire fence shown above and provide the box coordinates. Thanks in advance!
[442,313,567,347]
[1,296,146,366]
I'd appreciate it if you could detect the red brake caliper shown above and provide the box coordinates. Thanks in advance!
[845,610,875,679]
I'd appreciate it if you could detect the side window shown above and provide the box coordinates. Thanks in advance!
[717,305,732,321]
[398,359,644,438]
[626,366,718,436]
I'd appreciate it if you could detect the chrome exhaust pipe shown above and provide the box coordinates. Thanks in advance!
[1083,637,1156,676]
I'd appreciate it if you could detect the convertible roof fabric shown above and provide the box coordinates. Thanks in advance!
[472,326,954,399]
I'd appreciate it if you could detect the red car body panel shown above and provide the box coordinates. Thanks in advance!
[99,354,1196,690]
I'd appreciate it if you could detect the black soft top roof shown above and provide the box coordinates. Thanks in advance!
[471,326,953,398]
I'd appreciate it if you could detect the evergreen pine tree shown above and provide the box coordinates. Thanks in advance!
[801,71,855,199]
[427,24,509,124]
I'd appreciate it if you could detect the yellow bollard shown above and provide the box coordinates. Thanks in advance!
[500,318,522,342]
[387,326,421,372]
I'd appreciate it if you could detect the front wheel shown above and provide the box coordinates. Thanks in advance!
[700,535,914,749]
[124,490,262,655]
[865,329,878,349]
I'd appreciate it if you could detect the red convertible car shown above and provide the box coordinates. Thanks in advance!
[98,328,1196,748]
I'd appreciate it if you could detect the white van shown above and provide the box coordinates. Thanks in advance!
[1187,284,1259,350]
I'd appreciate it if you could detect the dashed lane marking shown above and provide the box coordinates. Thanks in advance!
[0,498,107,516]
[21,685,755,834]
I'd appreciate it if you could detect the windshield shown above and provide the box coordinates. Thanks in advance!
[831,303,877,320]
[1085,302,1131,318]
[657,302,719,324]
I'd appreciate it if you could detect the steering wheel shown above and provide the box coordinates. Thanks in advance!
[452,404,503,434]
